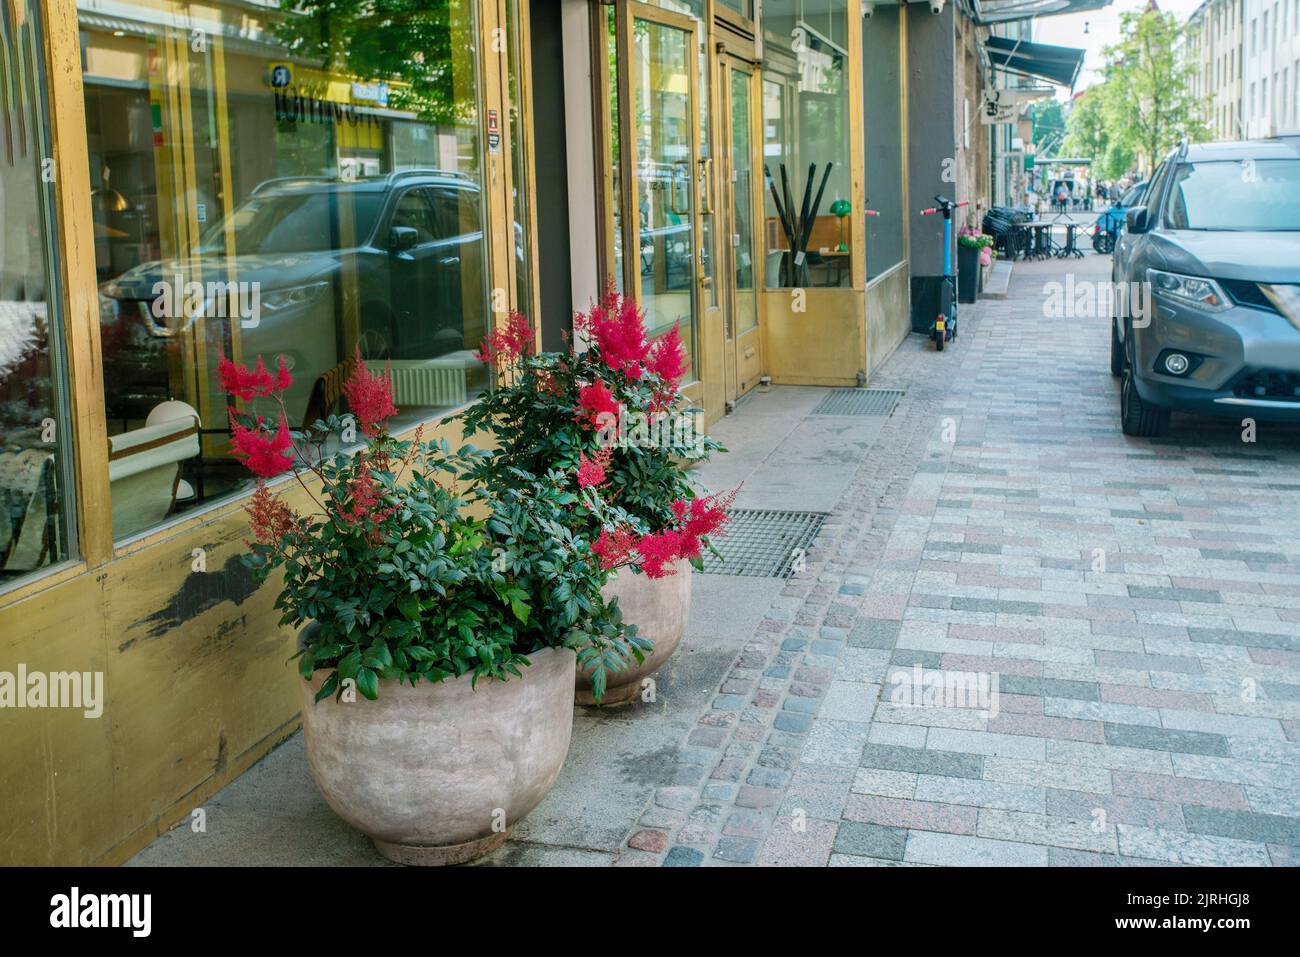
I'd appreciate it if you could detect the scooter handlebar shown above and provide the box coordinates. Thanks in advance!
[920,207,937,216]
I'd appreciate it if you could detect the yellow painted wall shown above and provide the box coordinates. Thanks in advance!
[761,288,866,387]
[0,418,472,866]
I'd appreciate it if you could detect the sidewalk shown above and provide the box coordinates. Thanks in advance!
[131,252,1300,867]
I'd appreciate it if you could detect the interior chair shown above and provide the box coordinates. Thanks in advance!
[108,402,200,541]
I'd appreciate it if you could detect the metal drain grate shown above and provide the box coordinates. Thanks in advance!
[811,388,904,416]
[702,509,828,579]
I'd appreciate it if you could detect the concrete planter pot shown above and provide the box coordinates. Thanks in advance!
[302,645,576,865]
[576,559,692,706]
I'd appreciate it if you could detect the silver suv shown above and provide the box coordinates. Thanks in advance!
[1111,138,1300,436]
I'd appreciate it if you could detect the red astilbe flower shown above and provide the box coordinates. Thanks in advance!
[574,283,650,379]
[218,354,292,402]
[335,455,398,540]
[342,347,398,437]
[629,488,738,577]
[229,410,294,478]
[647,322,688,387]
[245,482,300,549]
[591,525,637,571]
[576,447,613,489]
[634,527,684,579]
[671,488,737,561]
[575,380,620,431]
[475,311,535,365]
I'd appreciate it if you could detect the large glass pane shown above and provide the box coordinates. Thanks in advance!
[82,0,492,541]
[605,5,623,293]
[864,5,905,279]
[1,5,73,583]
[630,16,697,373]
[730,69,757,335]
[506,0,531,315]
[761,0,852,288]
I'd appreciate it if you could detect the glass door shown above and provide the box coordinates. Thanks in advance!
[721,57,761,403]
[617,1,701,377]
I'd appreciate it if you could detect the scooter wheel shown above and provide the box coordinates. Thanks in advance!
[935,331,945,352]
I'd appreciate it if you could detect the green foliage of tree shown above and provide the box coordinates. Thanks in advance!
[1031,100,1065,154]
[273,0,476,126]
[1062,88,1135,180]
[1061,8,1209,178]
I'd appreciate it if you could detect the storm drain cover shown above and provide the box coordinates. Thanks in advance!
[703,509,828,579]
[811,388,904,416]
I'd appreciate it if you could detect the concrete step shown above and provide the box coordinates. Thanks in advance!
[980,259,1012,299]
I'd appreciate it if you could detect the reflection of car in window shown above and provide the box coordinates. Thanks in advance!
[98,169,489,426]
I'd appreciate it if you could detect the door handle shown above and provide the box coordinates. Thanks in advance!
[670,161,691,216]
[699,157,714,215]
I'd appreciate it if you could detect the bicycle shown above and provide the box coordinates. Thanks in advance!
[919,195,968,351]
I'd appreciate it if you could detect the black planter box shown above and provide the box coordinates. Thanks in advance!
[957,243,980,304]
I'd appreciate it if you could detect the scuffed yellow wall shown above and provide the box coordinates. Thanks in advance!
[0,418,476,865]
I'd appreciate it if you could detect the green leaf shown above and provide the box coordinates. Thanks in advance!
[356,668,380,701]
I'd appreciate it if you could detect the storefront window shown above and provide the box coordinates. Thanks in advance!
[82,0,493,542]
[506,0,532,316]
[761,0,852,289]
[1,7,74,584]
[864,5,905,280]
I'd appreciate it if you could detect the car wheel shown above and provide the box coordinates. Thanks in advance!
[1110,319,1125,378]
[1120,350,1170,437]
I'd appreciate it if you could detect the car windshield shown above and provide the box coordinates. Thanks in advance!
[1120,183,1145,206]
[1164,159,1300,230]
[198,189,385,255]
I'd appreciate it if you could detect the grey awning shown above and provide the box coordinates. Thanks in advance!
[972,0,1112,26]
[986,35,1086,89]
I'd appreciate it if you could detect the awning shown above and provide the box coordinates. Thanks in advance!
[971,0,1113,26]
[985,35,1086,89]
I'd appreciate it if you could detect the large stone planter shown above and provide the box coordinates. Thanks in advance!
[576,559,692,706]
[302,645,576,865]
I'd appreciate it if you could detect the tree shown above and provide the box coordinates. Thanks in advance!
[272,1,478,126]
[1062,86,1134,180]
[1096,8,1209,174]
[1031,99,1066,158]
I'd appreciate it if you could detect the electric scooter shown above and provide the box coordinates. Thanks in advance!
[919,195,968,351]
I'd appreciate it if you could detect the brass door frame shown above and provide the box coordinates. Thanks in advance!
[717,53,763,405]
[614,1,702,360]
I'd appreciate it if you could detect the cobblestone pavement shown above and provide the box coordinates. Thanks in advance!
[617,254,1300,867]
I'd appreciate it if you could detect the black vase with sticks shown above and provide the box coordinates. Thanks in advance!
[765,161,833,288]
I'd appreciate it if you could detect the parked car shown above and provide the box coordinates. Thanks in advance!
[1111,138,1300,436]
[1092,180,1147,253]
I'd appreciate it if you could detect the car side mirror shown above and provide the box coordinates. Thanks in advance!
[1125,206,1150,234]
[389,226,419,252]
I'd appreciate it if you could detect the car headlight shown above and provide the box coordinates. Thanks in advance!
[261,281,330,313]
[1147,269,1230,312]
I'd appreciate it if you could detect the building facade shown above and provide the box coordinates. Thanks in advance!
[0,0,1087,864]
[1187,0,1300,140]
